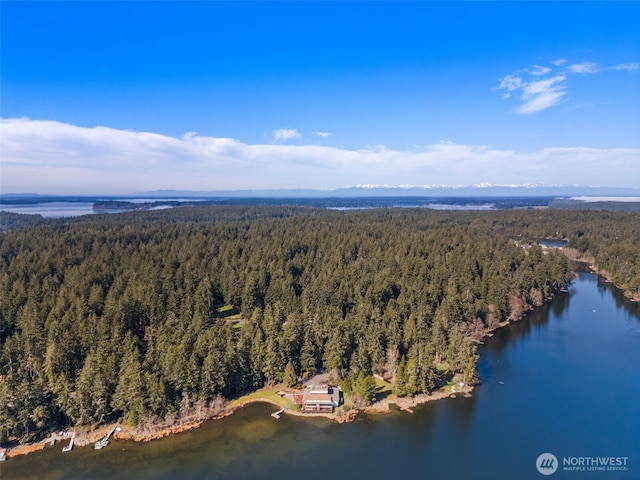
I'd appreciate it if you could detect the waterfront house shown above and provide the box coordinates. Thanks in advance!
[301,384,340,413]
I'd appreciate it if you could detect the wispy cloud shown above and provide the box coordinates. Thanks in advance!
[517,75,567,114]
[312,131,333,138]
[272,128,300,143]
[495,57,639,114]
[567,62,599,74]
[496,74,524,98]
[610,63,640,71]
[495,70,567,113]
[2,118,638,194]
[528,65,551,76]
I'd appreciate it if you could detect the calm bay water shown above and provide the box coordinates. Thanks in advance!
[0,202,179,218]
[0,199,505,218]
[0,203,96,218]
[3,272,639,480]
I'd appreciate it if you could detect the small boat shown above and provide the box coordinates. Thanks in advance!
[0,448,7,461]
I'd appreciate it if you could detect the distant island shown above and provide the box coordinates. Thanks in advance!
[3,185,639,215]
[92,199,212,212]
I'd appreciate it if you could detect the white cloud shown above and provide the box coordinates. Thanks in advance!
[517,91,567,114]
[528,65,551,76]
[495,66,568,113]
[610,63,640,71]
[495,57,636,113]
[312,131,333,138]
[517,75,567,114]
[521,75,566,97]
[272,128,300,143]
[495,74,524,98]
[2,118,638,194]
[567,62,599,74]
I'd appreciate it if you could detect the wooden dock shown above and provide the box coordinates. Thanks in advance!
[62,432,75,452]
[95,427,118,449]
[271,407,287,419]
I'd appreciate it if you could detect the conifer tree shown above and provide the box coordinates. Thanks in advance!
[283,361,297,387]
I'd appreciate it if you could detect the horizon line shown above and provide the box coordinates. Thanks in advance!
[2,184,640,200]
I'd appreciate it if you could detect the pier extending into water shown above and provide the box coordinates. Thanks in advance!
[271,408,287,419]
[62,433,75,452]
[95,427,119,449]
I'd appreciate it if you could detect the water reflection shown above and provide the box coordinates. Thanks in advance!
[606,277,640,317]
[484,288,572,359]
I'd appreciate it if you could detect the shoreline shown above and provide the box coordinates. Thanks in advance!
[3,380,474,461]
[586,264,640,303]
[1,283,535,462]
[1,266,586,462]
[0,279,545,462]
[563,249,640,303]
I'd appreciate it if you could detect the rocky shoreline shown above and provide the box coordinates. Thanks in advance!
[587,264,640,302]
[3,380,476,461]
[0,284,550,463]
[2,259,598,463]
[1,284,541,462]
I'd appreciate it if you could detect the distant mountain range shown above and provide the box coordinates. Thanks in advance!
[3,185,640,202]
[128,185,640,198]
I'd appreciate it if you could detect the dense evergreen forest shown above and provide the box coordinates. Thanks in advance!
[1,206,638,444]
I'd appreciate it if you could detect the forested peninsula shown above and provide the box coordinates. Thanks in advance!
[1,207,639,447]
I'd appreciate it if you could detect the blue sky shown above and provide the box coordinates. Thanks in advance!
[1,1,639,194]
